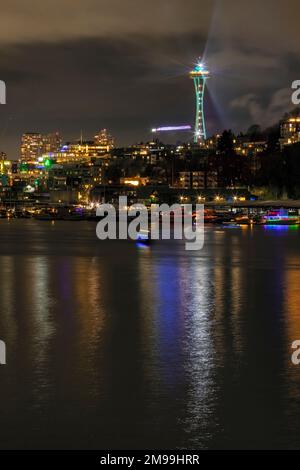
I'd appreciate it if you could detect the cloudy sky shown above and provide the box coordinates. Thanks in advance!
[0,0,299,158]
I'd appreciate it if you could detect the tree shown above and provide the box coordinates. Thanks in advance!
[246,124,262,141]
[283,143,300,198]
[216,130,249,187]
[217,129,235,155]
[265,124,280,154]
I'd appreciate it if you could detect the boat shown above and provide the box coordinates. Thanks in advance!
[259,209,300,226]
[203,209,218,223]
[135,229,151,245]
[213,214,234,224]
[62,208,84,221]
[33,209,62,221]
[233,214,252,225]
[15,210,32,219]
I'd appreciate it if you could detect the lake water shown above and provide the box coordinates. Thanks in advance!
[0,220,299,449]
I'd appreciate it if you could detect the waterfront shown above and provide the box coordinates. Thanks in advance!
[0,221,299,449]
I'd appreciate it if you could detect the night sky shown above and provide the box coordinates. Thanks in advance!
[0,0,299,158]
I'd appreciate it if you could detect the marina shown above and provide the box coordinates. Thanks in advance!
[0,202,299,227]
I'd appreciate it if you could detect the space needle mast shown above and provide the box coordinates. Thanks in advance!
[190,59,210,145]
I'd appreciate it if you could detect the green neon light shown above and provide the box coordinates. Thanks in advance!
[44,158,53,168]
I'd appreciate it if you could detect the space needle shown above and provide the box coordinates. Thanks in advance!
[190,60,210,145]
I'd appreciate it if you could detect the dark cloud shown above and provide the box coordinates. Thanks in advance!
[0,0,299,157]
[0,0,213,44]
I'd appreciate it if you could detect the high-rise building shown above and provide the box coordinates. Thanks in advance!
[190,60,210,145]
[21,133,44,162]
[94,129,114,152]
[280,117,300,147]
[0,152,11,178]
[21,132,63,162]
[43,132,63,153]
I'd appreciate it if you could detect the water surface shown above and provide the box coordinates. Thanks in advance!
[0,220,299,449]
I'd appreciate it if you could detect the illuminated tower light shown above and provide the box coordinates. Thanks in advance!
[151,125,192,133]
[190,60,210,145]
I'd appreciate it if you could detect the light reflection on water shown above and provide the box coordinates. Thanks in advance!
[0,221,299,449]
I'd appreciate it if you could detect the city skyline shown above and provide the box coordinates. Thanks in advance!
[0,0,299,158]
